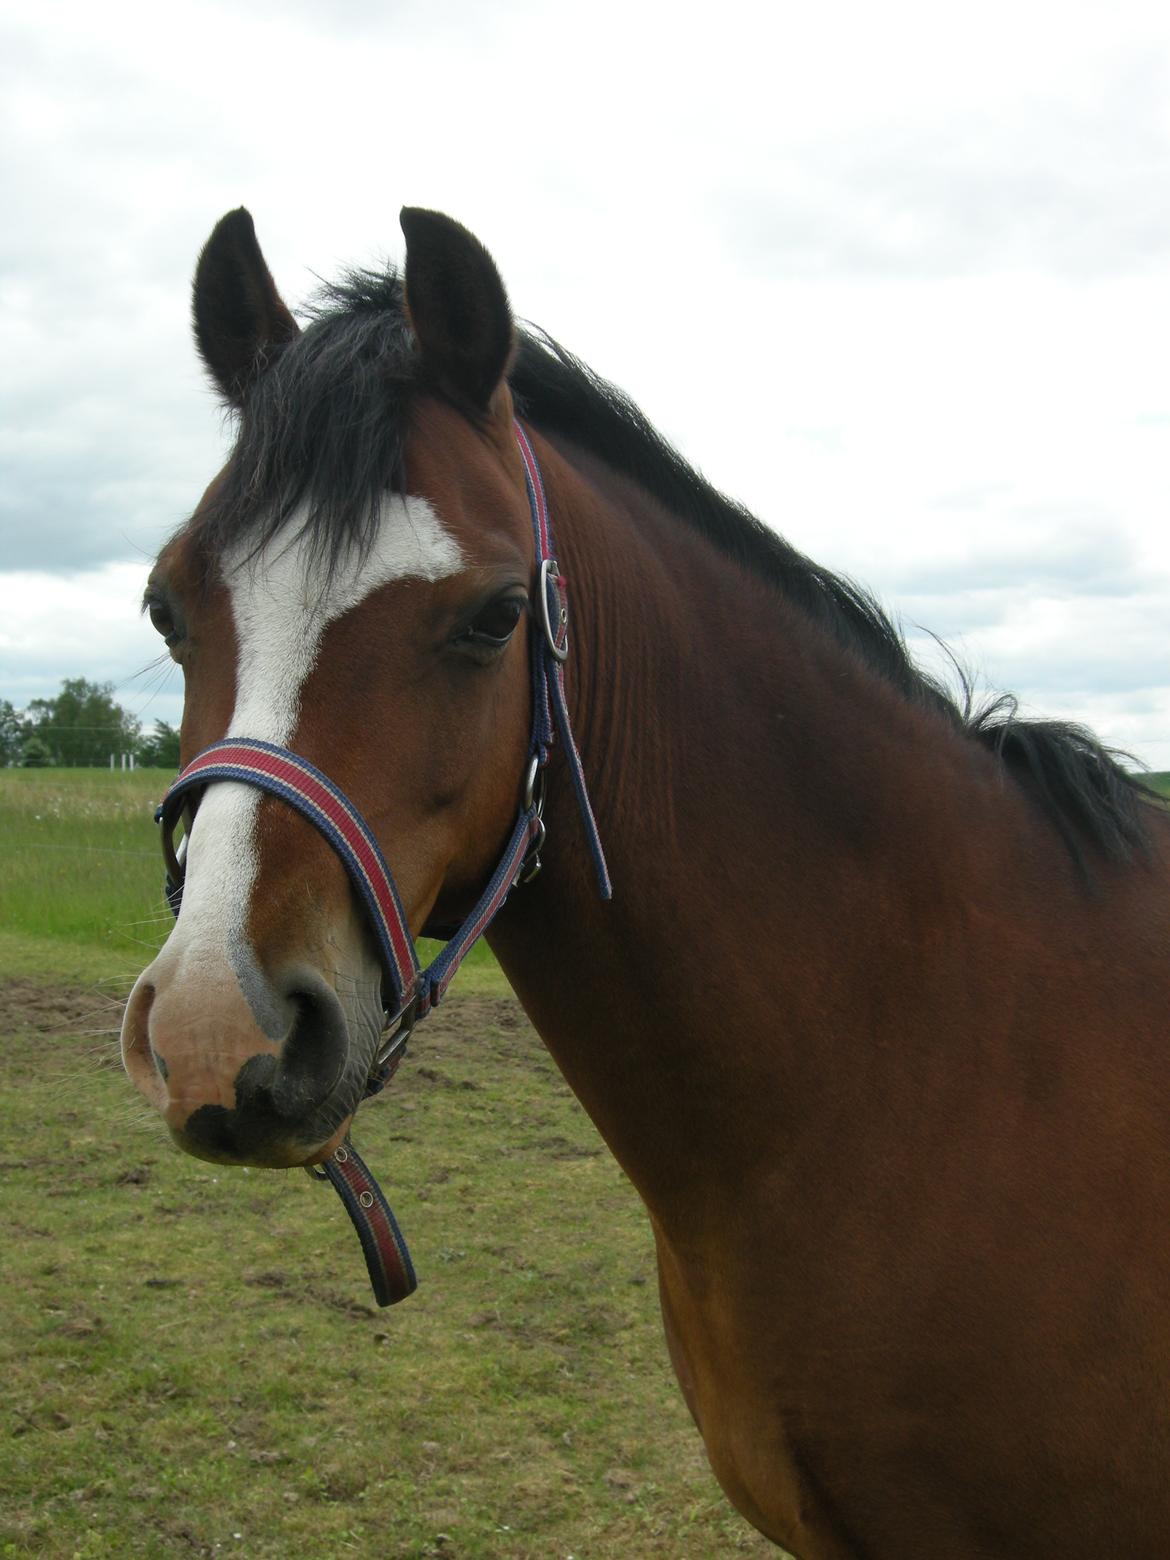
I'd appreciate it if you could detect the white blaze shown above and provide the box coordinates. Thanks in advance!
[164,498,463,982]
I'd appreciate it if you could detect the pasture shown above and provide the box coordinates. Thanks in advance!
[0,770,774,1558]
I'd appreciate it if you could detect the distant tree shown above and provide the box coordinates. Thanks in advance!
[137,720,182,769]
[20,735,51,768]
[0,700,21,765]
[21,678,140,767]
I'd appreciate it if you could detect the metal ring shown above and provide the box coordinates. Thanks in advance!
[538,558,569,663]
[334,1145,349,1164]
[159,810,188,896]
[518,816,547,885]
[358,1191,374,1209]
[522,755,546,817]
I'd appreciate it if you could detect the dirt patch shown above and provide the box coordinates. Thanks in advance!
[0,978,120,1038]
[0,978,528,1033]
[412,992,528,1043]
[0,976,534,1062]
[388,991,548,1080]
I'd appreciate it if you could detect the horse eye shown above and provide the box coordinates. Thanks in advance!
[459,596,524,649]
[146,596,179,645]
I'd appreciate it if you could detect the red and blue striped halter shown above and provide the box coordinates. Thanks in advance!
[156,423,609,1304]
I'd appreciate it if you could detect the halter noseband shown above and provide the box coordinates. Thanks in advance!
[155,421,610,1304]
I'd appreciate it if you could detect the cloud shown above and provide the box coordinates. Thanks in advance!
[718,37,1170,281]
[903,573,1170,767]
[2,0,1168,771]
[892,516,1146,600]
[0,562,183,726]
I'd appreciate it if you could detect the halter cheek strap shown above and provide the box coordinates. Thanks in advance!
[155,421,610,1305]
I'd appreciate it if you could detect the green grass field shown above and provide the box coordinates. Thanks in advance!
[0,768,171,982]
[0,767,500,987]
[0,772,774,1559]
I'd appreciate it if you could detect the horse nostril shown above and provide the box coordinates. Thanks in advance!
[121,977,168,1110]
[269,971,349,1119]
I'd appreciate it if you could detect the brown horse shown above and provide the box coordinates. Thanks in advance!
[122,206,1170,1558]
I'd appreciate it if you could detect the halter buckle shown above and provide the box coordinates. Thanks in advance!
[358,992,419,1100]
[522,754,545,815]
[159,800,194,914]
[377,992,418,1068]
[518,817,547,884]
[518,756,547,883]
[538,558,569,663]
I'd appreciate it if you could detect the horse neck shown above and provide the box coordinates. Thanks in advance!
[488,435,1026,1224]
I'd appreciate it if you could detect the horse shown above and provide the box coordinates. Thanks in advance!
[121,205,1170,1558]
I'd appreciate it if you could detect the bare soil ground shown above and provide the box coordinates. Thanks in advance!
[0,975,527,1045]
[0,976,109,1033]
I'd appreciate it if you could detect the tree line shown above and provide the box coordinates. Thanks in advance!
[1,679,180,769]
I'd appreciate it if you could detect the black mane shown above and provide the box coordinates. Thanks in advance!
[200,263,1155,864]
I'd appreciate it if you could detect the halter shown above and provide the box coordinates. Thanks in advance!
[156,421,610,1304]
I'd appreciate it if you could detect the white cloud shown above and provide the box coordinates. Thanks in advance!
[1,0,1168,766]
[0,563,184,726]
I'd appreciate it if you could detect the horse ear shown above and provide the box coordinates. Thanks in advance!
[400,207,513,410]
[192,208,299,406]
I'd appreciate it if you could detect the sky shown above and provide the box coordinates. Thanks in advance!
[2,0,1168,766]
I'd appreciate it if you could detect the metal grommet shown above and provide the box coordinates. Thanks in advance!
[358,1190,374,1208]
[334,1146,349,1164]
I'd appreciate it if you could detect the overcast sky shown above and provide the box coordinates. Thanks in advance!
[2,0,1168,766]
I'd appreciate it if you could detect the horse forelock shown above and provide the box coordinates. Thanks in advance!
[193,267,419,580]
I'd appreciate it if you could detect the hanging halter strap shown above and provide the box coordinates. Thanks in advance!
[155,421,610,1304]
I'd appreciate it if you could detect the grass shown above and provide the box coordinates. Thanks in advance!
[0,766,499,986]
[0,771,776,1559]
[1,986,772,1559]
[0,768,170,961]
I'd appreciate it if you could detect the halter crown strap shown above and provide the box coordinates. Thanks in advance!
[515,423,612,901]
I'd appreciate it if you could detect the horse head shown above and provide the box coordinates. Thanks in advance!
[121,208,541,1168]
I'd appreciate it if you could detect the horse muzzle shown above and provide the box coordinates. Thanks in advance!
[120,954,377,1168]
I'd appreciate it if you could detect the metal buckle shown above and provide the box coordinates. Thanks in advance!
[160,807,191,917]
[522,754,544,815]
[518,817,547,884]
[375,992,419,1073]
[538,558,569,662]
[518,756,547,883]
[159,806,190,895]
[359,991,419,1101]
